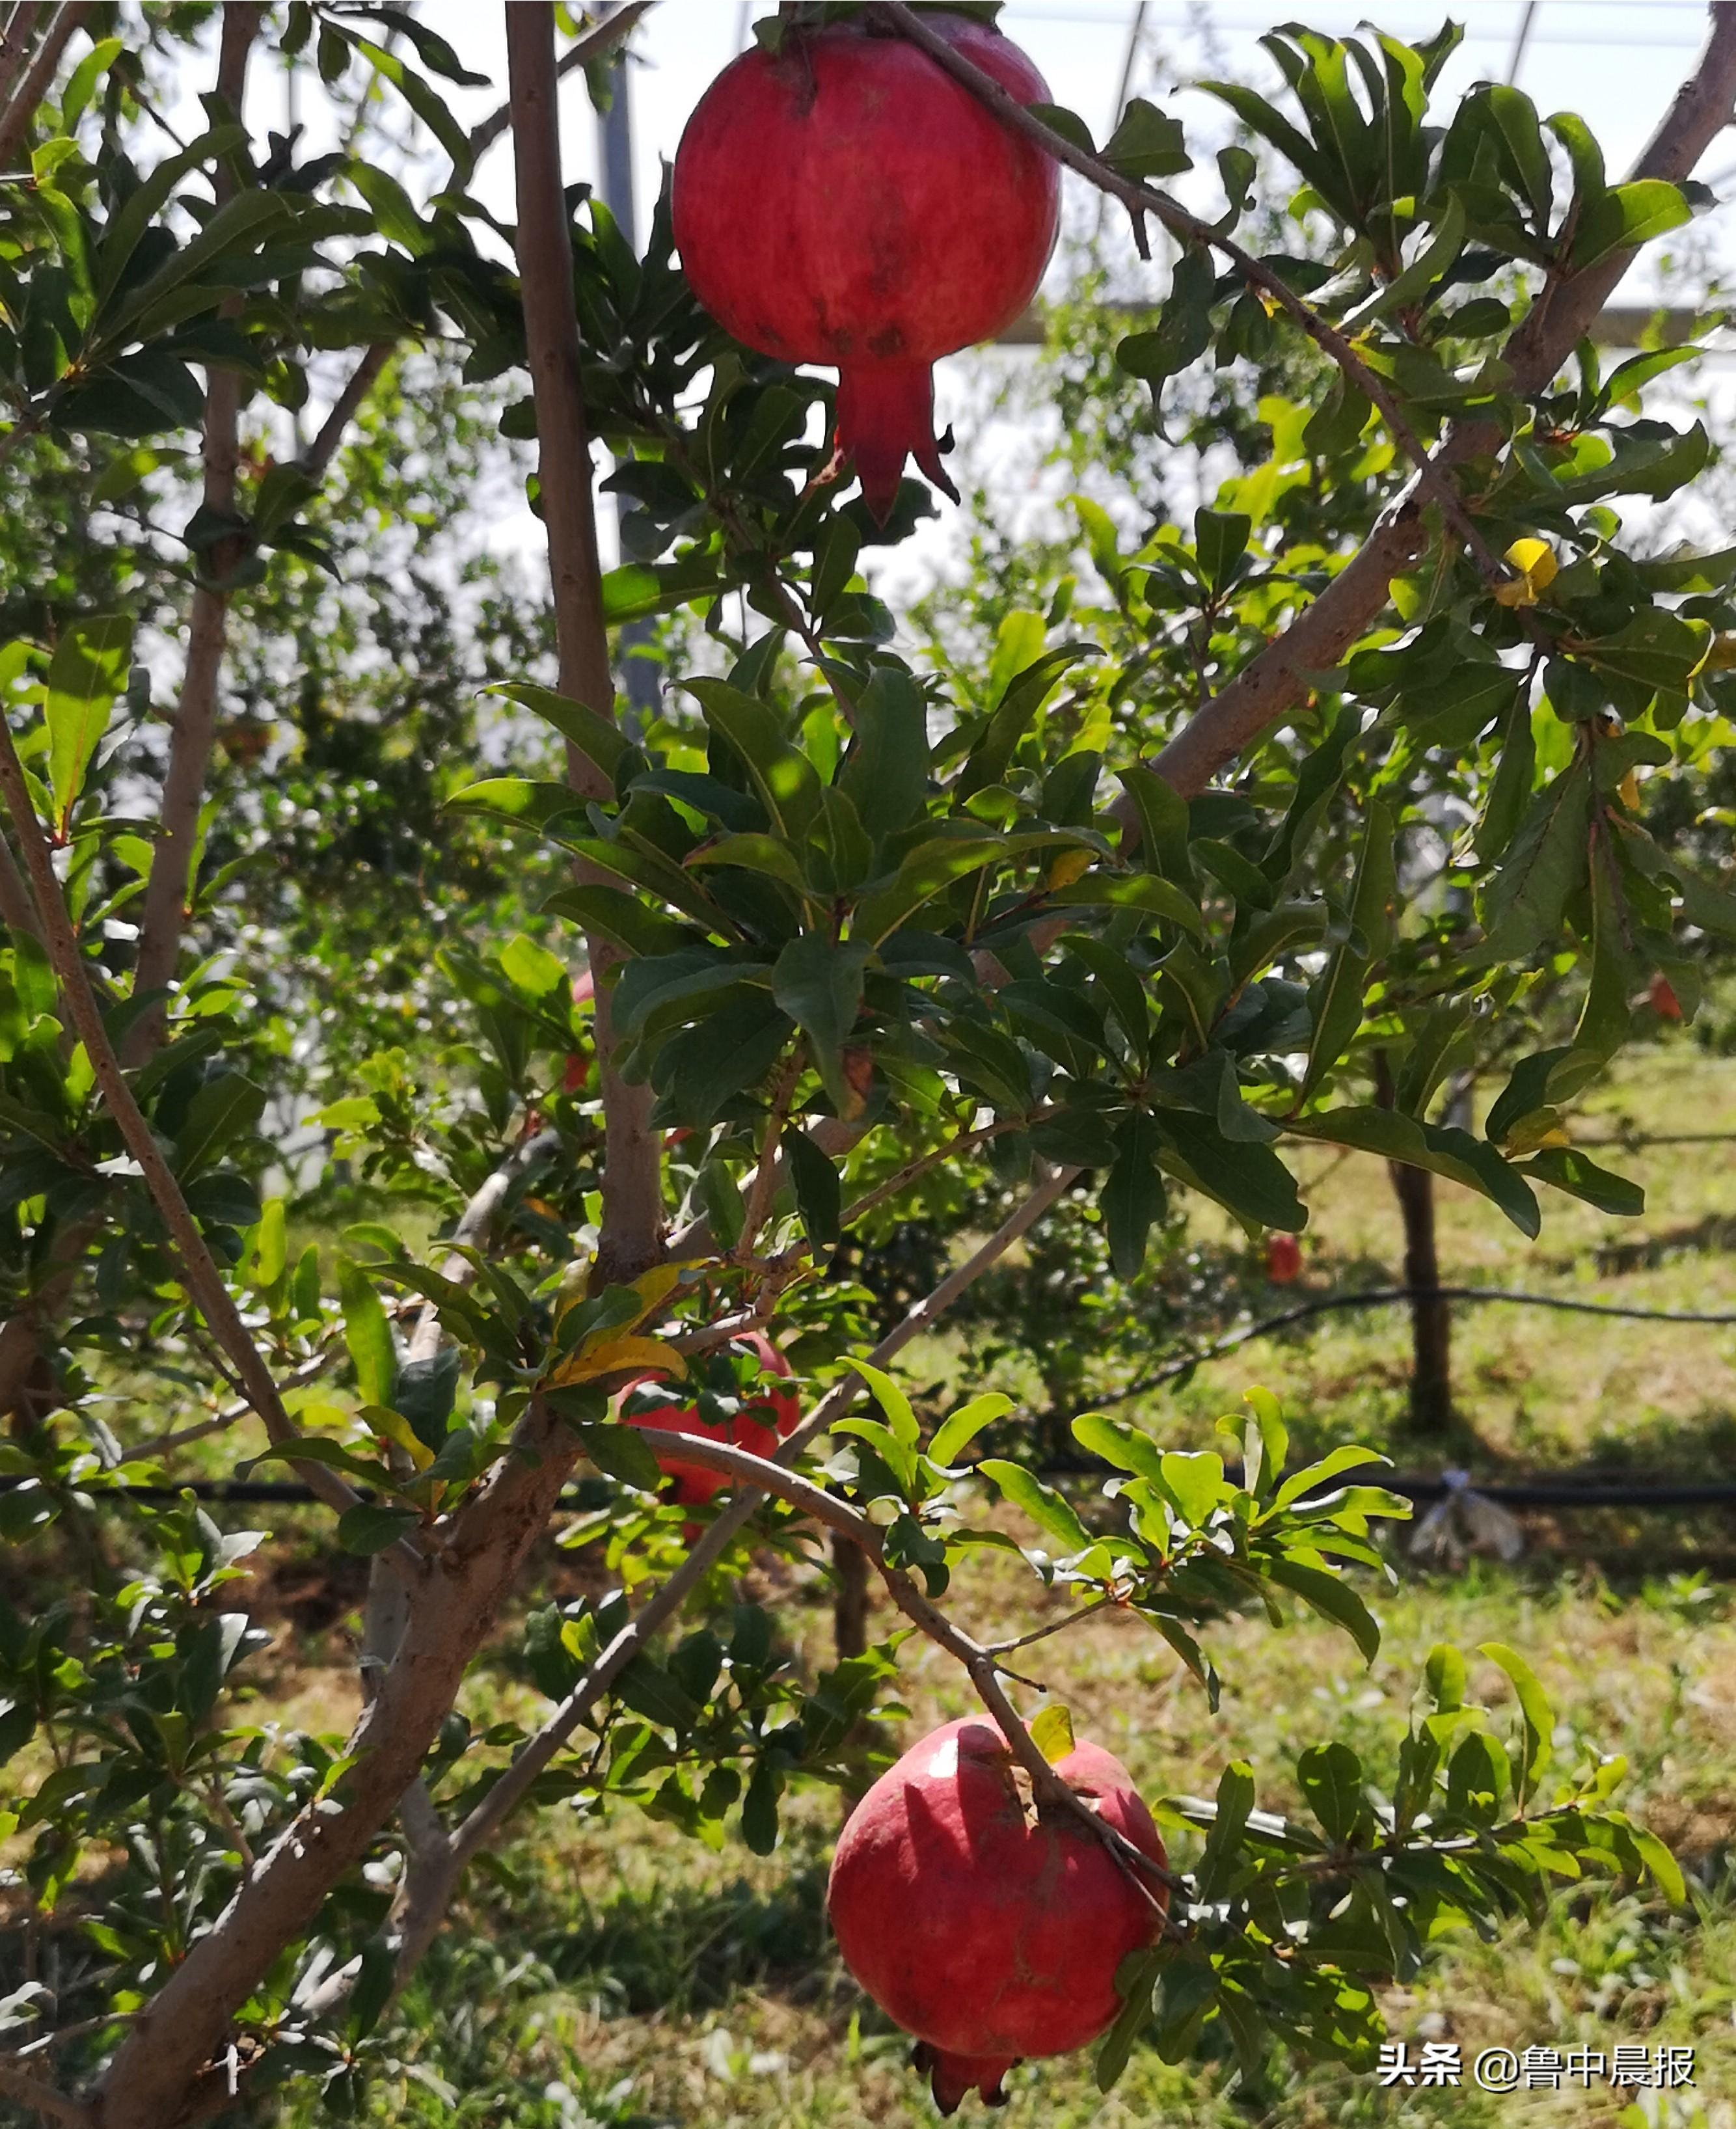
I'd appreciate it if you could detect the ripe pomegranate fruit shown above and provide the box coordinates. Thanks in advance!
[828,1715,1167,2113]
[672,14,1059,523]
[1265,1232,1303,1284]
[618,1329,800,1506]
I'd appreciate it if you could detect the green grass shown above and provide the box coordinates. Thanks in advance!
[252,1033,1736,2126]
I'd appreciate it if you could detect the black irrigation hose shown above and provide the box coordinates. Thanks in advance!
[1073,1283,1736,1419]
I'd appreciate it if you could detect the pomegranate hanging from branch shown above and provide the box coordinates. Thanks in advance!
[672,10,1060,524]
[827,1715,1169,2113]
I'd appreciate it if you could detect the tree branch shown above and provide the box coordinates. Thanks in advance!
[0,2,91,172]
[0,5,44,122]
[297,342,392,480]
[547,1428,1179,1918]
[0,716,401,1541]
[0,2057,92,2129]
[125,4,262,1063]
[387,1162,1081,1984]
[468,2,654,161]
[508,0,661,1286]
[879,0,1736,809]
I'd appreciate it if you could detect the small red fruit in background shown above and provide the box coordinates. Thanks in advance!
[1265,1232,1303,1284]
[827,1715,1168,2114]
[1649,971,1683,1022]
[618,1329,799,1507]
[671,12,1059,524]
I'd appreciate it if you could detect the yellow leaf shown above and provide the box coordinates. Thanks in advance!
[1618,769,1641,810]
[1493,536,1558,608]
[1046,848,1093,891]
[546,1333,685,1390]
[359,1403,433,1472]
[1029,1703,1076,1765]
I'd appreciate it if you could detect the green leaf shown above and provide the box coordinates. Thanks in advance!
[1071,1411,1171,1491]
[771,934,869,1111]
[689,679,822,844]
[338,1257,398,1411]
[45,614,133,832]
[1478,755,1592,960]
[1096,1947,1165,2091]
[1485,83,1554,223]
[1159,1449,1227,1526]
[1102,1113,1166,1276]
[1568,178,1690,273]
[742,1756,782,1854]
[1296,1739,1363,1843]
[337,1503,419,1556]
[785,1127,841,1253]
[1269,1444,1390,1513]
[1519,1145,1644,1217]
[1479,1640,1553,1803]
[1265,1555,1382,1662]
[847,1357,919,1446]
[1117,764,1193,884]
[977,1459,1095,1556]
[1196,1759,1255,1898]
[172,1070,266,1178]
[1301,799,1394,1101]
[1194,507,1251,593]
[570,1420,665,1491]
[542,884,692,961]
[1029,1703,1076,1764]
[1155,1111,1306,1234]
[1115,245,1214,404]
[1103,95,1190,178]
[489,681,629,783]
[957,642,1091,800]
[838,666,930,839]
[1287,1107,1539,1237]
[929,1392,1012,1468]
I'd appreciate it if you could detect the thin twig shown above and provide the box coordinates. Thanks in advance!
[735,1051,800,1261]
[468,1,653,159]
[297,343,392,479]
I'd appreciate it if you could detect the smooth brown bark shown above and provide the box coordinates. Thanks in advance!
[506,0,661,1285]
[126,5,262,1061]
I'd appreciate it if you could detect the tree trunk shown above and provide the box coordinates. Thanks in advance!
[833,1529,871,1660]
[1374,1051,1452,1433]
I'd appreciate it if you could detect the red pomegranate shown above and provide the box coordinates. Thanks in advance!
[828,1715,1168,2114]
[1649,971,1683,1022]
[618,1329,800,1506]
[1265,1232,1303,1284]
[672,14,1060,523]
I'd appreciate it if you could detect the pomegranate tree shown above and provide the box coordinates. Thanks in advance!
[671,11,1059,522]
[827,1715,1168,2113]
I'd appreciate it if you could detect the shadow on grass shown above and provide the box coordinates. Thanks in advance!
[527,1851,835,2018]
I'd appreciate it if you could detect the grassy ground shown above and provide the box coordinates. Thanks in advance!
[247,1037,1736,2128]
